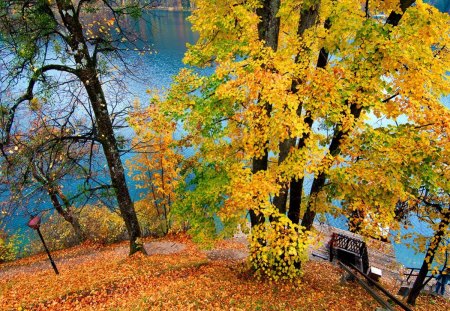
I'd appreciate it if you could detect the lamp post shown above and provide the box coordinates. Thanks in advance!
[27,215,59,275]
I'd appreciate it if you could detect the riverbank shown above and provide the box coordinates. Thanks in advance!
[1,234,447,310]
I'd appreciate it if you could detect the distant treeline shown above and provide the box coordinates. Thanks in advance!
[151,0,194,9]
[150,1,449,13]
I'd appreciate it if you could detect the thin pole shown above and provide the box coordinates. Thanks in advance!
[36,228,59,275]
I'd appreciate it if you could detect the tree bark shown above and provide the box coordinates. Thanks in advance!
[287,17,329,225]
[272,138,296,216]
[273,2,320,217]
[47,189,85,243]
[249,0,281,227]
[256,0,281,51]
[407,210,450,305]
[82,72,146,255]
[288,115,314,225]
[386,0,416,26]
[301,103,362,230]
[55,0,145,255]
[30,161,85,243]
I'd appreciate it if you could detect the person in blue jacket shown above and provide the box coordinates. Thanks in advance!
[435,267,450,296]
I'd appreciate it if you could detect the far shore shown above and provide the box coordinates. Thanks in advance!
[151,6,193,12]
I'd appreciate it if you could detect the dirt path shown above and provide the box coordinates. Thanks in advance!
[0,241,187,280]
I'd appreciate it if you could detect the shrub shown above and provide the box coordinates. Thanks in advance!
[79,205,126,244]
[249,214,310,280]
[135,200,171,237]
[29,205,127,253]
[29,214,79,252]
[0,230,19,262]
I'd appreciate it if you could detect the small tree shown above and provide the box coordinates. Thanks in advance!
[328,123,449,305]
[0,80,120,244]
[407,189,449,305]
[127,99,182,236]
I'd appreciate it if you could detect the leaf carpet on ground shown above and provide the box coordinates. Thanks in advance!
[1,235,448,310]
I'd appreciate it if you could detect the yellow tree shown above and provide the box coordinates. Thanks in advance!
[156,0,450,278]
[128,100,182,236]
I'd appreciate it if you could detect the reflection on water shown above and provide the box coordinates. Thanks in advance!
[120,10,198,96]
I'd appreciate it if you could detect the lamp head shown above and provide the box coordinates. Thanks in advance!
[27,215,41,230]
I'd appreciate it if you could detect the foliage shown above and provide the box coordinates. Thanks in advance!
[0,230,19,262]
[28,215,78,253]
[250,215,310,280]
[78,205,127,244]
[127,99,183,236]
[1,235,448,310]
[0,0,153,255]
[29,205,126,253]
[325,121,450,304]
[153,0,450,278]
[330,123,449,249]
[173,161,235,247]
[0,102,108,243]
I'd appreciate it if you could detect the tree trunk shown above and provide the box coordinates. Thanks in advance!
[256,0,281,51]
[301,172,326,230]
[348,208,365,234]
[83,74,146,255]
[386,0,416,26]
[249,135,270,226]
[407,210,450,305]
[288,178,302,224]
[301,103,361,230]
[31,161,85,243]
[55,0,145,255]
[273,2,320,217]
[287,18,329,225]
[47,190,85,243]
[272,138,295,216]
[249,0,281,227]
[288,115,314,225]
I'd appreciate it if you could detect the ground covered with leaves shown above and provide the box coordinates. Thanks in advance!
[0,235,448,311]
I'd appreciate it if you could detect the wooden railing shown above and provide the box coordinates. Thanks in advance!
[339,261,412,311]
[402,267,436,290]
[404,267,434,282]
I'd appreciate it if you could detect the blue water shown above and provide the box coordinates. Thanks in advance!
[2,9,198,234]
[325,214,434,268]
[427,0,450,13]
[3,5,449,269]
